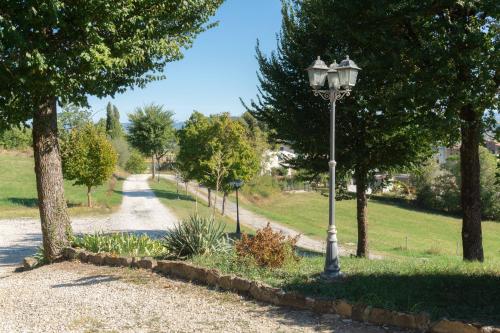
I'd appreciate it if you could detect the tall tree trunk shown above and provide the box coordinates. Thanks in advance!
[32,97,72,261]
[460,105,484,261]
[87,186,92,208]
[208,188,211,207]
[355,169,368,258]
[156,157,161,182]
[151,155,156,179]
[222,192,227,215]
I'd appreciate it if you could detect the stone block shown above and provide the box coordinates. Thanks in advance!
[368,307,393,326]
[116,256,132,267]
[334,300,352,318]
[218,275,234,290]
[231,276,252,293]
[205,269,220,286]
[431,320,480,333]
[23,257,37,269]
[136,258,157,270]
[249,282,280,304]
[78,251,89,263]
[88,253,104,265]
[312,299,336,314]
[351,304,371,322]
[155,260,175,274]
[62,247,78,260]
[276,291,307,309]
[391,312,417,330]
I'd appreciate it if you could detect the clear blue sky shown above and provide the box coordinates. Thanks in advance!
[87,0,282,123]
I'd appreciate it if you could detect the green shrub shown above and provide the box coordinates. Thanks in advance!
[235,223,299,268]
[163,214,227,259]
[125,150,147,174]
[0,127,31,150]
[73,232,167,257]
[111,137,131,168]
[241,175,281,200]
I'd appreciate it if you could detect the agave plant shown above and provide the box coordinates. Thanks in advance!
[163,214,228,259]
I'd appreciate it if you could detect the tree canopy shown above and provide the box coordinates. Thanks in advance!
[61,124,117,207]
[177,112,260,196]
[247,0,441,256]
[0,0,224,127]
[127,104,176,177]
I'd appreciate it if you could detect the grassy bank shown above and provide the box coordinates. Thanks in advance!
[192,252,500,325]
[230,189,500,261]
[149,178,253,235]
[0,152,124,218]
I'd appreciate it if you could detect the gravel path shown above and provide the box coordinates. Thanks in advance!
[0,174,177,277]
[0,262,411,333]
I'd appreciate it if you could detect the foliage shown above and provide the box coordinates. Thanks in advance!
[235,223,299,268]
[61,124,118,207]
[191,252,500,323]
[0,126,31,150]
[73,233,167,257]
[0,0,224,126]
[162,214,228,259]
[125,150,147,174]
[111,137,131,168]
[414,148,500,220]
[106,102,124,139]
[177,112,260,197]
[58,104,92,132]
[246,0,442,257]
[127,104,176,175]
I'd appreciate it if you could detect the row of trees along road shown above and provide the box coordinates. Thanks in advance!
[127,104,177,181]
[248,0,498,261]
[177,112,260,215]
[0,0,224,261]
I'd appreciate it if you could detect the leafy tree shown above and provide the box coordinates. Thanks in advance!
[58,104,92,132]
[0,0,222,260]
[125,150,147,174]
[106,102,124,139]
[325,0,498,261]
[127,104,176,180]
[177,112,260,213]
[247,1,438,257]
[61,124,117,207]
[0,126,32,150]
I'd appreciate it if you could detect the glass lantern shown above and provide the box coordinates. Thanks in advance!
[337,56,361,88]
[306,56,329,90]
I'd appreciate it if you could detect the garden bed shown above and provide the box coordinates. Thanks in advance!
[53,246,500,333]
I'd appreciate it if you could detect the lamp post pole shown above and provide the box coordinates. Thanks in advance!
[236,187,241,236]
[230,179,244,238]
[307,55,360,280]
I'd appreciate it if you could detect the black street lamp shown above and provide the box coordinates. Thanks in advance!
[230,179,244,236]
[306,55,361,279]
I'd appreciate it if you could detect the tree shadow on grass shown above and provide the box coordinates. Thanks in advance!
[147,189,195,203]
[281,270,500,326]
[7,197,82,208]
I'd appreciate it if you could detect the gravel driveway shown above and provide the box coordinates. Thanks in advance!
[0,262,410,333]
[0,174,177,277]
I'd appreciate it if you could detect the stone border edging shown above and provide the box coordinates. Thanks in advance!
[59,248,499,333]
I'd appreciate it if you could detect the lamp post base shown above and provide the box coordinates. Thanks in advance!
[320,270,344,281]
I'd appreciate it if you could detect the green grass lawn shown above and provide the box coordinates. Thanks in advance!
[149,178,254,235]
[229,190,500,262]
[0,152,124,218]
[192,252,500,325]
